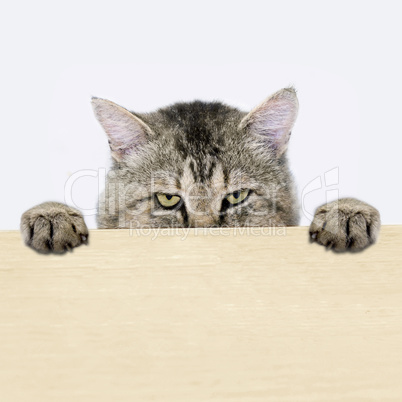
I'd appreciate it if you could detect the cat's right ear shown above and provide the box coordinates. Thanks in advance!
[239,87,299,157]
[91,98,153,162]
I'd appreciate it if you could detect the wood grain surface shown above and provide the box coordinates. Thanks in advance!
[0,226,401,401]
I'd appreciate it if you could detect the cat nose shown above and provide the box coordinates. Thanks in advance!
[188,215,219,228]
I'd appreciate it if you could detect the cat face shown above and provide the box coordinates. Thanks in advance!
[92,88,300,229]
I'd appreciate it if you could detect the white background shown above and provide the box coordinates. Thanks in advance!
[1,0,401,229]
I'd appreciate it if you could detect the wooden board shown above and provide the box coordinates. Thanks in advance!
[1,226,401,401]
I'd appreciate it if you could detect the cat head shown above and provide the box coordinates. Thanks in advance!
[92,88,299,229]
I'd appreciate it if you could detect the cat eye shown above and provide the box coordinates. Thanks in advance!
[156,193,181,208]
[225,190,250,205]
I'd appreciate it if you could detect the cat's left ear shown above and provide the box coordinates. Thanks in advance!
[239,87,299,157]
[92,97,154,162]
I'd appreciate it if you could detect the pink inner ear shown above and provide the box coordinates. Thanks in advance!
[241,88,299,156]
[92,98,151,161]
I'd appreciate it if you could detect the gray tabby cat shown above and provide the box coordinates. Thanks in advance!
[20,88,380,253]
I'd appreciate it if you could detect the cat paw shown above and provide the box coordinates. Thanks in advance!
[309,198,380,252]
[21,202,89,254]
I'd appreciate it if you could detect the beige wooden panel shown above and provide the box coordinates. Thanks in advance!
[0,226,401,401]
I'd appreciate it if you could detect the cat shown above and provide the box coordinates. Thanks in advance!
[20,88,381,253]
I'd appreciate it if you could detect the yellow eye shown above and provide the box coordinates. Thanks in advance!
[225,190,250,205]
[156,194,181,208]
